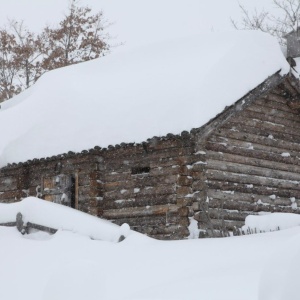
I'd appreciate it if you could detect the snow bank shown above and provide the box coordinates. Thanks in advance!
[0,197,140,242]
[243,213,300,232]
[1,223,300,300]
[259,233,300,300]
[0,31,289,167]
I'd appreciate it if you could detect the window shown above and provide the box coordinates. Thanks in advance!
[131,166,150,175]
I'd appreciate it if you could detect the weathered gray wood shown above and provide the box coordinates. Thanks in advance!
[195,72,285,145]
[212,128,300,154]
[230,116,300,138]
[239,109,300,131]
[207,179,300,199]
[247,104,300,123]
[0,222,16,227]
[26,222,57,234]
[206,159,300,182]
[103,204,179,219]
[255,97,297,114]
[207,151,300,174]
[206,142,300,167]
[207,189,294,207]
[206,169,300,191]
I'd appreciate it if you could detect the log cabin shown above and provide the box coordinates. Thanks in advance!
[1,31,300,240]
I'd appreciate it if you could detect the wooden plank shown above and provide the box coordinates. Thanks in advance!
[0,222,16,227]
[239,109,300,130]
[207,189,293,207]
[207,151,300,174]
[102,194,177,210]
[208,136,300,158]
[212,128,300,154]
[0,190,20,200]
[255,97,296,114]
[206,169,300,191]
[206,159,300,182]
[206,142,300,167]
[207,179,300,199]
[263,92,289,104]
[104,184,175,201]
[222,121,300,145]
[207,198,255,211]
[247,103,300,123]
[102,204,179,219]
[230,116,300,138]
[198,208,248,222]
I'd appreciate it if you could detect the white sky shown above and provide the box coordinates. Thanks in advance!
[0,0,277,51]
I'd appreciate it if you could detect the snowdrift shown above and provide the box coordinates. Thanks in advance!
[0,31,289,167]
[0,197,143,242]
[242,213,300,232]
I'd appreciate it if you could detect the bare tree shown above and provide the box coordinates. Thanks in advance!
[231,0,300,45]
[0,30,21,101]
[10,20,44,89]
[0,0,111,102]
[42,0,109,71]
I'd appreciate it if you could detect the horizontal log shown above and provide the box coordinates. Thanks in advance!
[102,194,177,210]
[0,222,16,227]
[27,222,57,234]
[247,103,300,123]
[206,169,300,191]
[111,214,180,227]
[264,92,289,104]
[231,116,300,139]
[206,198,255,211]
[240,109,300,129]
[195,208,248,222]
[0,190,21,200]
[212,128,300,154]
[255,97,297,115]
[207,179,300,199]
[223,121,300,145]
[207,151,300,174]
[102,204,179,219]
[104,184,175,200]
[206,159,300,182]
[207,189,294,207]
[208,136,300,158]
[206,142,300,167]
[198,219,245,231]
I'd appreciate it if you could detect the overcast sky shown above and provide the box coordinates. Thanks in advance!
[0,0,277,51]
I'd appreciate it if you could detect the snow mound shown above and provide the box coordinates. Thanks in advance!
[259,233,300,300]
[0,31,289,167]
[243,213,300,232]
[0,197,142,242]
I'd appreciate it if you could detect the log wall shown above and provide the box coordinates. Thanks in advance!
[0,134,201,240]
[197,83,300,236]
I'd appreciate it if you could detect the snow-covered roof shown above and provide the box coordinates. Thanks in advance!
[0,31,289,167]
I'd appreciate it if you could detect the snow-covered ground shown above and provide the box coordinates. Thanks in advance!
[0,199,300,300]
[0,31,289,167]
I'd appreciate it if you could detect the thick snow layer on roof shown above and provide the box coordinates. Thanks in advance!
[0,31,289,166]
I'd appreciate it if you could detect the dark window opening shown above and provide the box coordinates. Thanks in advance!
[131,166,150,175]
[70,175,76,208]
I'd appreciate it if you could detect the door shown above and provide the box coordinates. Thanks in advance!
[42,175,75,207]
